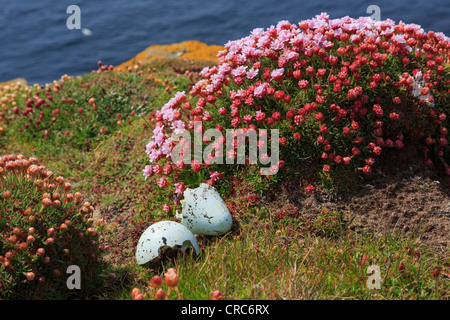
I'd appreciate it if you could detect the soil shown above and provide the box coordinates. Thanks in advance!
[342,146,450,249]
[270,143,450,250]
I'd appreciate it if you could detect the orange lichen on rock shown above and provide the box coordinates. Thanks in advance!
[115,40,224,71]
[0,78,28,89]
[180,40,224,60]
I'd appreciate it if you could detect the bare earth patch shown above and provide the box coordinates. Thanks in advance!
[269,144,450,250]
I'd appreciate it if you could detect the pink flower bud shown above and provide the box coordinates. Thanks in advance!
[211,290,223,300]
[155,289,166,300]
[432,269,440,279]
[165,271,179,288]
[149,275,163,288]
[36,248,45,257]
[26,272,35,281]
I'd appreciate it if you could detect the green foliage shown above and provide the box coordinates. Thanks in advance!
[0,154,108,299]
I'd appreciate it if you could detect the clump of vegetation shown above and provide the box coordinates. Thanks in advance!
[0,67,165,151]
[0,154,109,299]
[129,268,224,300]
[143,14,449,201]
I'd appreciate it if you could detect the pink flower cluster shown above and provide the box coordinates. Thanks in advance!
[144,13,449,195]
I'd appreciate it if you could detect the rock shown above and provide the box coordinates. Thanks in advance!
[115,40,224,71]
[0,78,28,89]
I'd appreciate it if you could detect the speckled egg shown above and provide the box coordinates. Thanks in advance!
[176,183,232,236]
[135,221,199,265]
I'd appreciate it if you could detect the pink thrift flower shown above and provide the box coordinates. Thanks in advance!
[210,171,223,182]
[246,68,259,80]
[142,165,153,180]
[306,185,316,194]
[271,68,285,81]
[157,177,169,189]
[174,182,186,195]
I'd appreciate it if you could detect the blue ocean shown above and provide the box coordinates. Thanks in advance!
[1,0,449,84]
